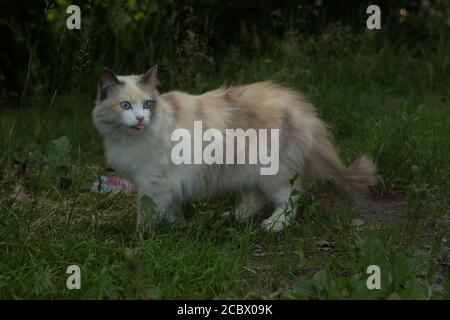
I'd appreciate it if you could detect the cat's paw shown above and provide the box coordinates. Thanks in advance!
[261,216,287,232]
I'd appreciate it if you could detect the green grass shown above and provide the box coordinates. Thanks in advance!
[0,33,449,299]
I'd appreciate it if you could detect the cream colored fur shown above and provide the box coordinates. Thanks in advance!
[92,67,377,232]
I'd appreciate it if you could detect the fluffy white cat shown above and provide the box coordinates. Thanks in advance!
[92,66,377,232]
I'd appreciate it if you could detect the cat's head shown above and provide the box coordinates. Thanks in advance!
[92,66,159,136]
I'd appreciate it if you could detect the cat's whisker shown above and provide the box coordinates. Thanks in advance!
[102,123,121,133]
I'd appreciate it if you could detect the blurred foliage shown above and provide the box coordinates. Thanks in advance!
[0,0,449,104]
[289,231,446,299]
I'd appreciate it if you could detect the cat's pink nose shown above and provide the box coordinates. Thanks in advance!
[136,115,144,122]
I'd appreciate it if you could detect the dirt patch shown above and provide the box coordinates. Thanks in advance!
[322,196,405,225]
[355,198,405,224]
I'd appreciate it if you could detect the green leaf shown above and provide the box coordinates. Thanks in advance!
[52,136,70,154]
[146,288,162,299]
[313,270,329,292]
[48,136,71,167]
[401,279,428,300]
[357,232,387,267]
[292,279,316,299]
[392,255,412,289]
[387,292,402,300]
[289,173,299,186]
[140,195,157,216]
[29,150,45,165]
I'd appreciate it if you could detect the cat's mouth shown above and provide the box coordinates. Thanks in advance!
[130,124,145,130]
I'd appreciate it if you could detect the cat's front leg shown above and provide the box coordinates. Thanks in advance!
[135,187,181,233]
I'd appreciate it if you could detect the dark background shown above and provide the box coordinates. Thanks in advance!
[0,0,449,105]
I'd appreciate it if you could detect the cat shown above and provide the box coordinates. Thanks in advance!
[92,66,377,232]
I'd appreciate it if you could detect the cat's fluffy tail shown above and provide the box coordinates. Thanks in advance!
[339,155,378,198]
[306,131,377,199]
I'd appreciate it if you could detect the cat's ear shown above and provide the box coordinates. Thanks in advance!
[139,65,160,91]
[98,68,120,100]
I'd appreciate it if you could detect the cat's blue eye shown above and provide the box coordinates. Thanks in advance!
[143,100,155,109]
[120,101,132,110]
